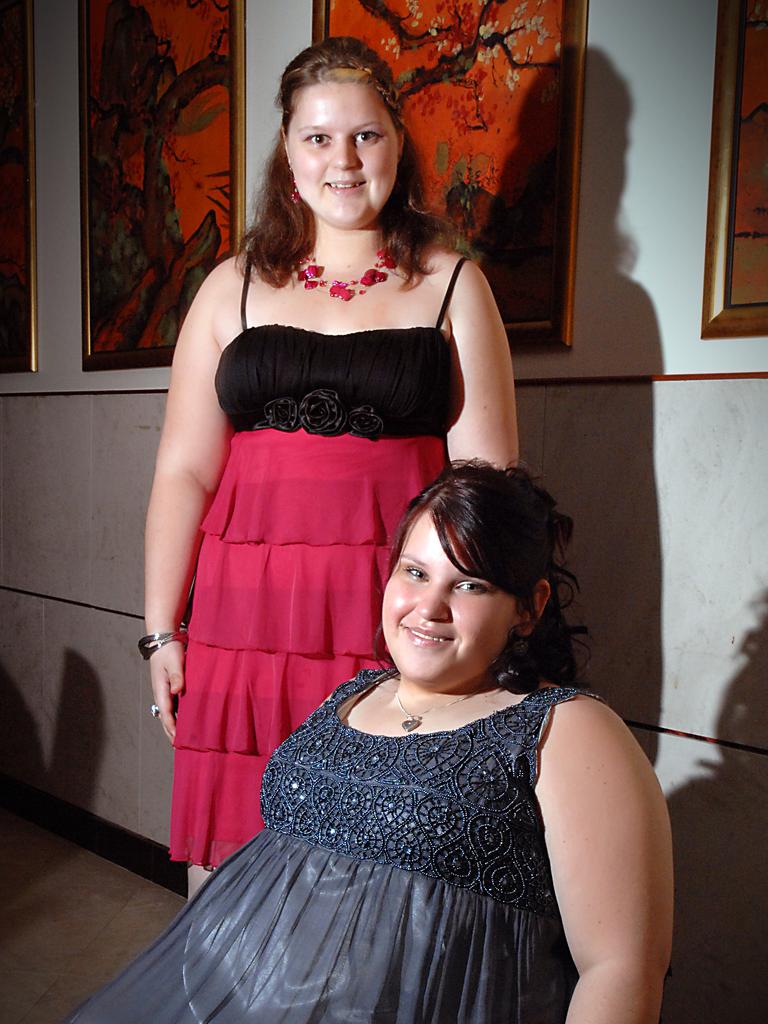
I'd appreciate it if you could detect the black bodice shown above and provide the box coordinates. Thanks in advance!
[215,324,451,439]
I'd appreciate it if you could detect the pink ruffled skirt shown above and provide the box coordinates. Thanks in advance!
[170,428,445,866]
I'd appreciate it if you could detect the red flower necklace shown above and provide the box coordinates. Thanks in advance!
[297,249,396,301]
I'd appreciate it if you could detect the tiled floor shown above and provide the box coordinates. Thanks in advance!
[0,808,184,1024]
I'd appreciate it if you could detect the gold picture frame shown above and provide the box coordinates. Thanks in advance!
[0,0,37,373]
[702,0,768,339]
[79,0,245,370]
[313,0,588,346]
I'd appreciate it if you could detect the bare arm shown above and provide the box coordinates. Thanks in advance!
[443,260,519,467]
[144,261,235,739]
[536,696,673,1024]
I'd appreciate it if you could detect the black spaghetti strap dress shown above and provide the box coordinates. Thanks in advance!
[169,260,466,866]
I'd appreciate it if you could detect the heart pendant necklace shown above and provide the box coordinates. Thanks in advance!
[394,686,490,733]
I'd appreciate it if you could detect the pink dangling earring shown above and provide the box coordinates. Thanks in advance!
[290,177,300,205]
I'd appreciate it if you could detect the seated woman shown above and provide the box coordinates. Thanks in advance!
[67,463,672,1024]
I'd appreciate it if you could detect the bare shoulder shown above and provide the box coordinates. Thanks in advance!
[422,245,461,274]
[452,257,495,303]
[423,247,485,289]
[184,255,248,350]
[543,691,637,747]
[538,691,659,790]
[194,255,244,305]
[420,249,493,321]
[428,251,497,317]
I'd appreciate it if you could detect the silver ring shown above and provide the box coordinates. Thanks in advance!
[150,703,161,718]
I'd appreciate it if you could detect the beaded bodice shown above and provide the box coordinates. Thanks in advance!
[261,670,586,914]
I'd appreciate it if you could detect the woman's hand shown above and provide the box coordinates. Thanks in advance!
[149,642,186,743]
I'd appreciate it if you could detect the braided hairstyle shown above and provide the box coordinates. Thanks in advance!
[386,461,586,693]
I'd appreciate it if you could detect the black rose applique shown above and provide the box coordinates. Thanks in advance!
[254,397,299,432]
[298,388,348,435]
[348,405,384,439]
[253,389,383,439]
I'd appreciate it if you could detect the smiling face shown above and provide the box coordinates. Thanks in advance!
[382,512,527,695]
[284,80,402,235]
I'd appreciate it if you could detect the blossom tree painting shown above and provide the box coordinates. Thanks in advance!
[317,0,587,342]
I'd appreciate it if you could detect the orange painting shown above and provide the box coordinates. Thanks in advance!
[320,0,586,338]
[0,0,35,372]
[81,0,244,369]
[730,1,768,306]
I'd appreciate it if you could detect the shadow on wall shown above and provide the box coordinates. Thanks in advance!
[507,48,665,753]
[0,649,105,822]
[662,590,768,1024]
[571,48,665,375]
[570,51,767,1024]
[558,47,664,757]
[474,47,664,376]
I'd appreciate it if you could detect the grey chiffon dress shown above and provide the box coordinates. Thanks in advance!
[66,670,584,1023]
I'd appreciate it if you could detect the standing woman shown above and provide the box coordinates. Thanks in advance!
[143,37,517,894]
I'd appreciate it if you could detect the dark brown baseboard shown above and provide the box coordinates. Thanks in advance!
[0,773,186,896]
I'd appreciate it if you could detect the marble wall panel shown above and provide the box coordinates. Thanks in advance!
[0,590,45,788]
[632,727,768,1024]
[2,395,92,601]
[541,378,768,750]
[91,393,165,615]
[540,382,662,730]
[653,379,768,749]
[515,385,546,475]
[41,601,140,833]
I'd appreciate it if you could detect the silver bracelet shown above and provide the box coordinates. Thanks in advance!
[138,630,188,660]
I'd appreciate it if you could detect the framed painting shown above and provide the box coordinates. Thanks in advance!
[702,0,768,339]
[79,0,245,370]
[0,0,37,373]
[313,0,588,345]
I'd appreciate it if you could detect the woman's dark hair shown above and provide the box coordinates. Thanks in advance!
[387,461,586,693]
[241,36,452,286]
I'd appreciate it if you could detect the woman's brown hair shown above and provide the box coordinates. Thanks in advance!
[241,37,452,286]
[386,461,587,693]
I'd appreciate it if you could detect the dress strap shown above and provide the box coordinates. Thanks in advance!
[435,257,467,330]
[240,255,253,332]
[520,687,604,785]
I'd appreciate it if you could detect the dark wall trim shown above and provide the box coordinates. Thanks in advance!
[0,585,143,620]
[626,720,768,758]
[1,374,766,398]
[0,389,168,397]
[650,372,768,381]
[0,773,186,896]
[516,371,768,387]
